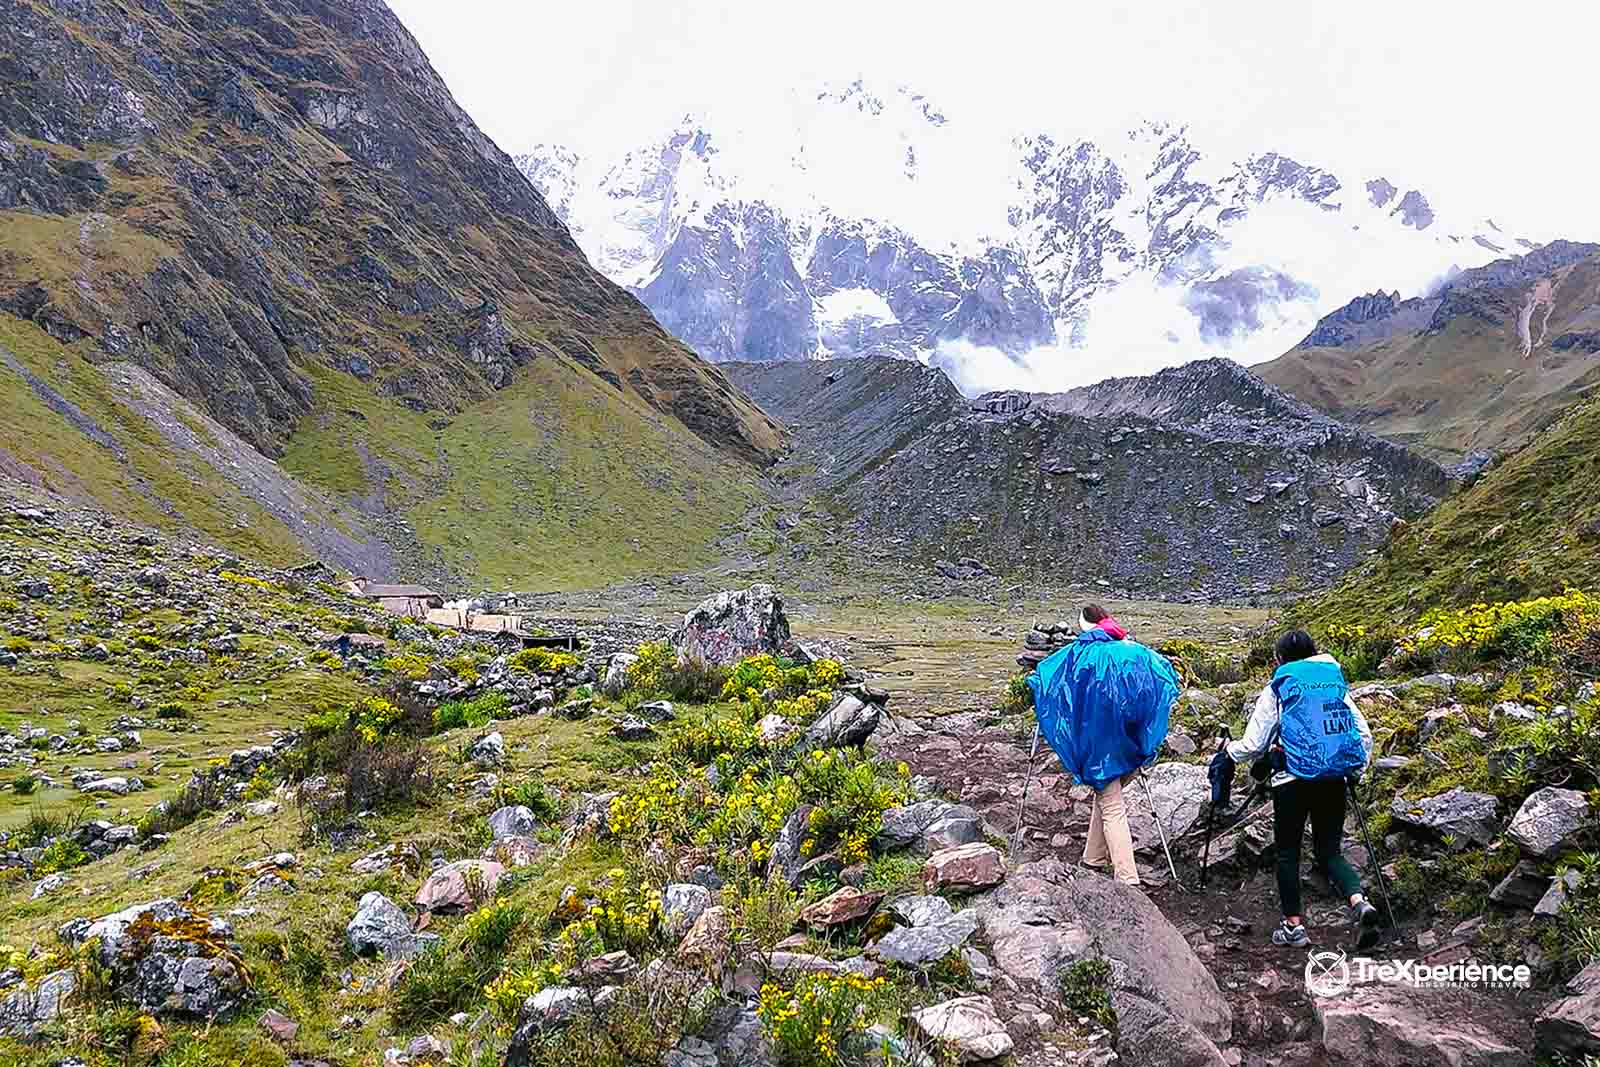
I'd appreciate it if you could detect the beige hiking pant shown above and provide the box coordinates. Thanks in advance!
[1083,771,1141,885]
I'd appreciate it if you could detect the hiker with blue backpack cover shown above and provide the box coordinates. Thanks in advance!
[1222,629,1380,949]
[1028,604,1179,887]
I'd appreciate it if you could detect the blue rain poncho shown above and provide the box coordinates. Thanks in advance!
[1027,628,1179,791]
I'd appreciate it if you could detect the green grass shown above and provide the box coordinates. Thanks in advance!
[1302,391,1600,623]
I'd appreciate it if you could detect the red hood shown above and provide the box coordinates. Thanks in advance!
[1097,617,1129,640]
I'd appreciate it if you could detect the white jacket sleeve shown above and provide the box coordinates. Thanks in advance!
[1348,694,1374,765]
[1226,686,1278,763]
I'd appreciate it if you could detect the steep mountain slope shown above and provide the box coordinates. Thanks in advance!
[520,83,1532,387]
[1257,241,1600,461]
[1304,388,1600,620]
[0,0,778,584]
[725,357,1448,599]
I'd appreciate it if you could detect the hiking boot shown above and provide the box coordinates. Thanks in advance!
[1272,920,1310,948]
[1353,900,1381,949]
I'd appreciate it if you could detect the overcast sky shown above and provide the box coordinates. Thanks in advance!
[388,0,1600,240]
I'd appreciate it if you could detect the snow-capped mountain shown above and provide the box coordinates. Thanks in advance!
[516,81,1537,393]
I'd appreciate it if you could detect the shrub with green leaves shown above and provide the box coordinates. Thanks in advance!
[1059,957,1117,1041]
[391,900,527,1027]
[10,773,38,796]
[35,836,89,874]
[493,779,562,822]
[999,671,1033,715]
[433,691,508,731]
[757,970,893,1065]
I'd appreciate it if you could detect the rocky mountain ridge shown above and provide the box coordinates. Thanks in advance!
[1258,240,1600,461]
[0,0,780,586]
[727,356,1449,600]
[520,83,1534,387]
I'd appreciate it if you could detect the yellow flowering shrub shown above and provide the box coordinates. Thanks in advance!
[556,869,663,956]
[721,653,788,703]
[608,766,706,843]
[794,750,911,865]
[508,647,579,674]
[757,972,892,1066]
[667,708,763,766]
[701,770,802,850]
[627,640,677,692]
[1400,591,1592,664]
[381,652,433,681]
[483,957,567,1022]
[218,570,276,591]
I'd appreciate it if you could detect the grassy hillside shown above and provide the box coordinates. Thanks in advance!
[1302,389,1600,623]
[1257,244,1600,462]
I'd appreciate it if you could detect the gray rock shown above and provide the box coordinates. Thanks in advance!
[661,883,713,939]
[890,894,956,927]
[0,969,76,1038]
[868,912,980,966]
[876,800,984,856]
[347,892,436,960]
[767,804,814,886]
[1536,962,1600,1057]
[800,694,881,749]
[1507,787,1590,859]
[58,900,245,1019]
[698,1005,776,1067]
[671,585,792,667]
[467,732,505,768]
[610,717,654,741]
[906,996,1013,1063]
[973,859,1231,1065]
[1489,861,1551,910]
[1390,788,1499,846]
[1128,761,1208,852]
[1536,870,1582,919]
[505,986,618,1065]
[488,805,537,840]
[600,653,637,697]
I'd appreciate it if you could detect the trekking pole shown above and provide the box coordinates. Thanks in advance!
[1009,724,1042,861]
[1200,726,1231,889]
[1347,775,1398,932]
[1137,767,1182,887]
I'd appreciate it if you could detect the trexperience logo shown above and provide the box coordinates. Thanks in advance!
[1305,950,1532,996]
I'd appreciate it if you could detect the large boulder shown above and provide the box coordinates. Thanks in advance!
[671,585,792,667]
[1506,787,1589,859]
[601,652,638,697]
[57,900,247,1020]
[1126,761,1208,853]
[1535,962,1600,1058]
[487,805,536,840]
[868,911,980,967]
[347,891,437,960]
[1314,977,1534,1065]
[1390,788,1500,846]
[972,860,1231,1066]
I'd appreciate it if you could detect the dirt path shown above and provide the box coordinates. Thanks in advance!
[871,705,1377,1065]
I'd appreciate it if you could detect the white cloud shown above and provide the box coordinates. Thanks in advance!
[388,0,1600,242]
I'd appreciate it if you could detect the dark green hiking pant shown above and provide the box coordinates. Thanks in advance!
[1272,776,1362,917]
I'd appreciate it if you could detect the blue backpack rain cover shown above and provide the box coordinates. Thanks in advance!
[1270,658,1366,780]
[1027,629,1179,791]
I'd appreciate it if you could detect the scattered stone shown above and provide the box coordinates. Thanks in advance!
[1507,787,1590,859]
[729,952,839,997]
[676,906,730,967]
[415,860,503,914]
[923,843,1006,893]
[1536,870,1582,919]
[1315,976,1533,1066]
[869,912,981,967]
[767,804,814,886]
[60,899,247,1019]
[876,800,984,856]
[601,653,638,697]
[800,694,882,749]
[466,732,505,768]
[405,1034,447,1061]
[351,842,421,875]
[890,894,955,928]
[488,805,537,840]
[260,1008,298,1042]
[661,883,713,939]
[505,986,617,1064]
[905,996,1013,1063]
[1535,962,1600,1057]
[800,887,881,928]
[1389,788,1499,846]
[483,836,543,868]
[0,969,76,1038]
[347,892,436,960]
[756,714,790,744]
[610,717,654,741]
[1490,861,1553,911]
[245,799,279,817]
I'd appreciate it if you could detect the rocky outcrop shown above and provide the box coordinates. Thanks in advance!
[1313,978,1533,1066]
[1390,788,1500,846]
[57,900,248,1020]
[1506,787,1589,859]
[972,860,1232,1066]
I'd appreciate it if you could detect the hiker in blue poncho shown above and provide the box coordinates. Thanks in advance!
[1224,630,1379,949]
[1028,604,1179,886]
